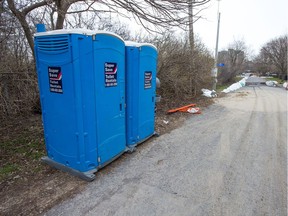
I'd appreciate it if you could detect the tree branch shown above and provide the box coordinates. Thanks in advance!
[22,1,47,15]
[7,0,35,54]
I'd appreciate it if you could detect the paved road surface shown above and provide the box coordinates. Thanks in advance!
[45,86,287,216]
[245,76,266,85]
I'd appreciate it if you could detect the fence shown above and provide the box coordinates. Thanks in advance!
[0,71,39,120]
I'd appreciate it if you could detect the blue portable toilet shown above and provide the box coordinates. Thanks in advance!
[125,42,158,148]
[34,29,126,180]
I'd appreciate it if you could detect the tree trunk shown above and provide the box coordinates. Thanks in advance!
[188,0,194,54]
[55,2,70,29]
[188,0,196,96]
[55,0,79,29]
[7,0,35,55]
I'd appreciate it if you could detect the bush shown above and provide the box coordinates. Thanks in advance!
[153,33,214,100]
[0,30,39,120]
[0,31,214,120]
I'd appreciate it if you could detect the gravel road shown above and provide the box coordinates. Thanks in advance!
[45,86,287,216]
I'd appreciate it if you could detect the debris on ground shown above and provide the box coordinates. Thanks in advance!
[167,104,201,114]
[1,95,213,216]
[167,104,196,114]
[222,78,247,93]
[187,107,201,114]
[266,80,278,87]
[202,89,217,97]
[163,120,169,124]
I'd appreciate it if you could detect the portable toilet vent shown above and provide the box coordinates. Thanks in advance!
[125,41,158,148]
[34,29,126,181]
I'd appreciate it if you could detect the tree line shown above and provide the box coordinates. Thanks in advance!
[0,0,286,119]
[217,35,287,84]
[0,0,212,119]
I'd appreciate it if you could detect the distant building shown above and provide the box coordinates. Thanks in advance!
[218,49,245,72]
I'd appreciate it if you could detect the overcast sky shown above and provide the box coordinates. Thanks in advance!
[194,0,288,55]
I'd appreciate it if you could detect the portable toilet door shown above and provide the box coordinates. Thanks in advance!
[138,43,158,142]
[125,42,158,148]
[34,29,126,180]
[92,32,126,167]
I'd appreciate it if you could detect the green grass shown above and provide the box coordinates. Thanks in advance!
[234,76,243,82]
[0,164,19,179]
[0,136,44,156]
[28,150,45,160]
[216,84,229,92]
[216,77,244,92]
[0,126,45,180]
[266,77,285,84]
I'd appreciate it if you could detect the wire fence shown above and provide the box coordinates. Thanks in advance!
[0,71,40,120]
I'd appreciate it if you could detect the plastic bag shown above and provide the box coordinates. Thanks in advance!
[187,107,201,114]
[222,77,247,93]
[202,89,217,97]
[266,81,278,87]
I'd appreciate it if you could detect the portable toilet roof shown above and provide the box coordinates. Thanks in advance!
[35,29,124,41]
[125,41,157,50]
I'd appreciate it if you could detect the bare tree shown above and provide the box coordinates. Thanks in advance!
[187,0,209,49]
[187,0,210,95]
[4,0,210,55]
[253,53,273,75]
[0,24,38,117]
[155,32,213,99]
[97,19,132,41]
[258,35,287,79]
[218,39,248,84]
[1,1,39,117]
[1,0,212,118]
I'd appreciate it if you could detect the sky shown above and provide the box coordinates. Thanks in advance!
[194,0,288,55]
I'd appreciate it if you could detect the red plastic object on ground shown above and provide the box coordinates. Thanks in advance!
[167,104,196,114]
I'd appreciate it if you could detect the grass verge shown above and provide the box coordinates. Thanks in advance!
[0,115,45,181]
[265,77,285,84]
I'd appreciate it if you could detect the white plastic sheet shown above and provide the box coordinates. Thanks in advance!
[202,89,217,97]
[222,78,247,93]
[266,81,278,87]
[187,107,201,114]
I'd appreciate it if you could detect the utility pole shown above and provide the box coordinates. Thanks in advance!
[212,0,221,90]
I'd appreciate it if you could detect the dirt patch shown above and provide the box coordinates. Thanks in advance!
[0,96,213,216]
[235,91,249,97]
[0,169,86,216]
[155,96,213,135]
